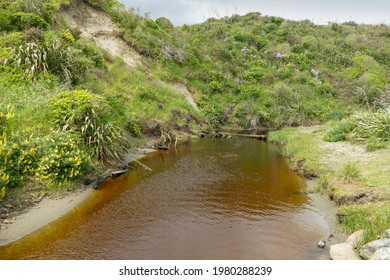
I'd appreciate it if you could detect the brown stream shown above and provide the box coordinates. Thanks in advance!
[0,138,334,259]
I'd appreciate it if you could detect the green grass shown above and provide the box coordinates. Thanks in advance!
[339,202,390,249]
[269,127,324,176]
[340,161,361,182]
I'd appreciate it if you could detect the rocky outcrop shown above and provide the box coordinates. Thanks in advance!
[370,248,390,260]
[330,243,360,260]
[360,238,390,260]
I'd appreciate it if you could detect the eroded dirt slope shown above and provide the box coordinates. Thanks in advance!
[58,0,141,68]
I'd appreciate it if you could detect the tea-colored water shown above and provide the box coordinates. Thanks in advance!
[0,139,332,259]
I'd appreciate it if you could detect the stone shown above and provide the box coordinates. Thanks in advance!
[0,225,6,230]
[385,229,390,238]
[370,247,390,260]
[360,239,390,260]
[330,243,360,260]
[317,240,326,249]
[346,230,365,248]
[2,219,14,225]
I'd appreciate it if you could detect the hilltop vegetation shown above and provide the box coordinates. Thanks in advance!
[0,0,389,242]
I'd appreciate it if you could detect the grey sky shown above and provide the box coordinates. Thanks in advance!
[118,0,390,26]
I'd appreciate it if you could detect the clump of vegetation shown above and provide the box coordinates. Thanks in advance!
[340,162,361,182]
[324,120,355,142]
[349,110,390,142]
[50,90,128,164]
[325,110,390,151]
[0,101,90,193]
[339,202,390,247]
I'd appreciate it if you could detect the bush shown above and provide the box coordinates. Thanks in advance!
[10,12,48,30]
[324,120,354,142]
[0,9,12,31]
[80,109,128,164]
[50,89,109,128]
[1,102,89,189]
[366,137,388,151]
[36,131,90,183]
[349,110,390,141]
[155,17,174,30]
[5,40,86,83]
[317,82,337,97]
[16,0,58,24]
[127,112,142,137]
[50,90,128,164]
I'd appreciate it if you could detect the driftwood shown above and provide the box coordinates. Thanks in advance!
[230,133,267,141]
[85,167,131,190]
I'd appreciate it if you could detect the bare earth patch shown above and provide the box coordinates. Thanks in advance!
[58,0,141,68]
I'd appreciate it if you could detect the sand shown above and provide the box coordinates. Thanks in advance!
[0,189,94,246]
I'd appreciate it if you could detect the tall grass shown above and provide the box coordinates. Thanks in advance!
[339,202,390,249]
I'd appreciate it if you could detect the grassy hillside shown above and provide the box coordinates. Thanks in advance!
[0,0,389,241]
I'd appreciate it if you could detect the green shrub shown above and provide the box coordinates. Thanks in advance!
[366,137,388,151]
[1,101,89,189]
[0,9,12,31]
[50,89,109,128]
[36,131,90,184]
[209,80,223,93]
[349,110,390,141]
[324,120,354,142]
[155,17,174,30]
[80,109,128,164]
[4,40,86,83]
[16,0,58,24]
[317,82,337,97]
[10,12,48,30]
[0,186,5,202]
[127,112,142,137]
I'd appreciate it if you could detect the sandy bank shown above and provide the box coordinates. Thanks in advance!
[0,189,94,246]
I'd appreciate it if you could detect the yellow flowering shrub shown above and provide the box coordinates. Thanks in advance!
[36,131,90,183]
[1,102,90,190]
[63,29,75,43]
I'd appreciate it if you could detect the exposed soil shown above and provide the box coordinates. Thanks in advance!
[58,0,141,68]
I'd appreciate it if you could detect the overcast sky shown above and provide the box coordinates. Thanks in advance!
[118,0,390,26]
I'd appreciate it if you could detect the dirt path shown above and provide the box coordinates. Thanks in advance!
[58,0,141,68]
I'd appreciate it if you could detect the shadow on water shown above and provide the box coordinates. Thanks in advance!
[0,138,334,259]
